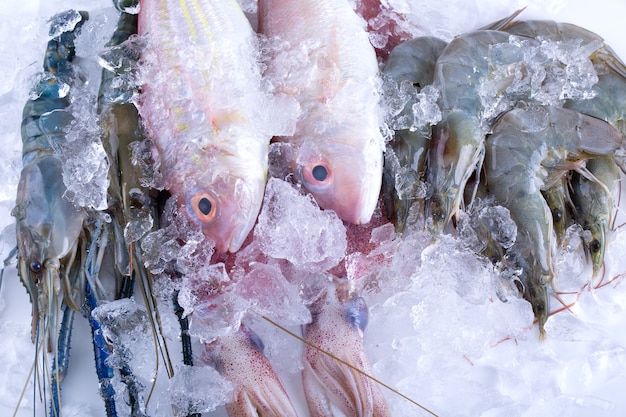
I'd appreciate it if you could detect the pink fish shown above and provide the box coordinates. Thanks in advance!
[258,0,384,225]
[138,0,270,252]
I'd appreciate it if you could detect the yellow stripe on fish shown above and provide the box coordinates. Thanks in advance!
[138,0,271,252]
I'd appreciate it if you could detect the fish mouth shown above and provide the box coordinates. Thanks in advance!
[226,218,256,253]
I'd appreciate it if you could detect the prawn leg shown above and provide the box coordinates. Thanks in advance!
[49,306,75,417]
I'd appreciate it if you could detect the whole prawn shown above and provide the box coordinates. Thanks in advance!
[484,104,624,336]
[562,72,626,277]
[95,1,176,414]
[12,9,90,415]
[426,29,538,233]
[381,36,447,232]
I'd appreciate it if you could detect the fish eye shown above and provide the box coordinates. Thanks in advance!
[302,160,332,191]
[30,260,42,273]
[551,208,562,223]
[189,192,217,223]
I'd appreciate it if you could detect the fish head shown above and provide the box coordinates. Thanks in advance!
[296,135,382,225]
[184,173,263,253]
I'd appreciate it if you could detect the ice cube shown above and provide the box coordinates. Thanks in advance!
[91,298,155,380]
[254,178,347,273]
[167,364,233,416]
[235,262,311,325]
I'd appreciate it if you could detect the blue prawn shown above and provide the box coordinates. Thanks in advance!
[12,9,90,416]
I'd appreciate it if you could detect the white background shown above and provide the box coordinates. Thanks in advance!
[3,1,626,416]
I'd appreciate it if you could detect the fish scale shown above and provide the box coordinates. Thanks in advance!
[258,0,384,225]
[138,0,270,253]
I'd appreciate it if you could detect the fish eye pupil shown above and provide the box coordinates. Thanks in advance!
[30,261,42,273]
[198,197,212,216]
[312,165,328,182]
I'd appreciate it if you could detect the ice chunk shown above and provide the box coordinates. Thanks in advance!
[553,224,591,292]
[48,10,85,38]
[254,178,347,273]
[411,85,442,130]
[186,290,250,344]
[129,138,164,189]
[179,263,249,343]
[268,142,298,181]
[380,75,419,132]
[91,298,155,379]
[123,203,154,244]
[97,34,144,104]
[177,263,232,316]
[74,7,120,58]
[167,364,233,416]
[90,297,158,416]
[141,197,214,275]
[457,201,517,258]
[59,133,110,210]
[480,36,598,123]
[236,263,311,325]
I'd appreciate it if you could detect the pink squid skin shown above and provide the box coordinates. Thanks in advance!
[201,325,298,417]
[302,281,391,417]
[258,0,384,226]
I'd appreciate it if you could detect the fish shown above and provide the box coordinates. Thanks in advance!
[258,0,384,225]
[138,0,271,252]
